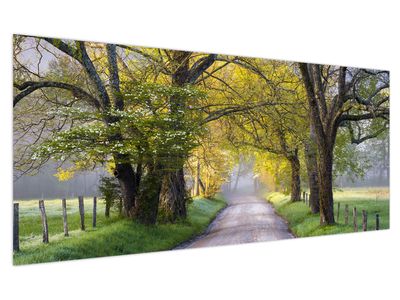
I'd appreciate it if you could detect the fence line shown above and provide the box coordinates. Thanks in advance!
[13,196,107,249]
[334,202,381,232]
[13,195,384,249]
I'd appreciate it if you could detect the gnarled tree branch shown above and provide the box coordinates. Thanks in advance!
[13,81,101,109]
[188,54,217,83]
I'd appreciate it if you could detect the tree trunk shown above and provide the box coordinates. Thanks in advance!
[105,200,111,218]
[317,146,335,225]
[157,51,191,222]
[384,142,389,183]
[195,159,200,196]
[135,164,164,225]
[113,157,137,217]
[158,169,187,222]
[106,45,138,218]
[288,151,301,202]
[158,51,216,222]
[304,124,320,213]
[234,162,242,191]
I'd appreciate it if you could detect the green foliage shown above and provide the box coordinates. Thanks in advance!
[334,129,371,180]
[32,82,206,170]
[253,151,291,193]
[13,37,390,245]
[123,82,206,104]
[188,121,236,198]
[98,176,122,213]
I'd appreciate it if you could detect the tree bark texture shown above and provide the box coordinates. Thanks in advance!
[13,203,19,252]
[317,146,335,224]
[158,51,198,222]
[288,152,301,202]
[304,123,320,213]
[158,169,187,222]
[195,159,200,196]
[113,155,137,217]
[105,201,111,218]
[299,63,340,225]
[135,164,164,225]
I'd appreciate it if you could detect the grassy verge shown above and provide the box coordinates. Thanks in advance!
[266,187,389,237]
[13,196,226,265]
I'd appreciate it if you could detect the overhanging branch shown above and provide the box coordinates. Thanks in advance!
[188,54,217,83]
[202,100,283,124]
[13,81,101,109]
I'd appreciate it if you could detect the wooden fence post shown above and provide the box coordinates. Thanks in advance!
[78,196,85,231]
[39,200,49,243]
[62,198,69,237]
[344,204,349,225]
[93,196,97,228]
[303,191,305,202]
[13,203,19,252]
[353,207,358,232]
[305,193,308,206]
[336,202,340,222]
[376,214,380,230]
[362,210,367,231]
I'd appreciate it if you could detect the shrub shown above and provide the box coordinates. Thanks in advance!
[98,176,122,217]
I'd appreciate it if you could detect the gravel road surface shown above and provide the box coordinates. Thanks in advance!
[182,193,294,249]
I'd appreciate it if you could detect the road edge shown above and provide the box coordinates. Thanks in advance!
[173,201,228,250]
[264,195,298,238]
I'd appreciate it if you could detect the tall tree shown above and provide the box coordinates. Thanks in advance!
[14,38,141,217]
[299,63,389,224]
[14,37,203,224]
[157,50,217,221]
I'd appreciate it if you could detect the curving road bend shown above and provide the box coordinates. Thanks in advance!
[181,193,294,249]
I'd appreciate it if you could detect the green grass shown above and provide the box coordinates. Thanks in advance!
[13,196,226,265]
[267,187,389,237]
[16,198,113,241]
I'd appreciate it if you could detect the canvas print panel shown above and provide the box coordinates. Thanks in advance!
[13,35,389,265]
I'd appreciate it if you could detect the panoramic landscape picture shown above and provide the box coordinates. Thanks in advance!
[13,34,389,265]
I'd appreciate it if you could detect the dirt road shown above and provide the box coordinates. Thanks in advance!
[181,193,294,249]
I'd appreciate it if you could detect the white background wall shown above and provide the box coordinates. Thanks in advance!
[1,1,399,299]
